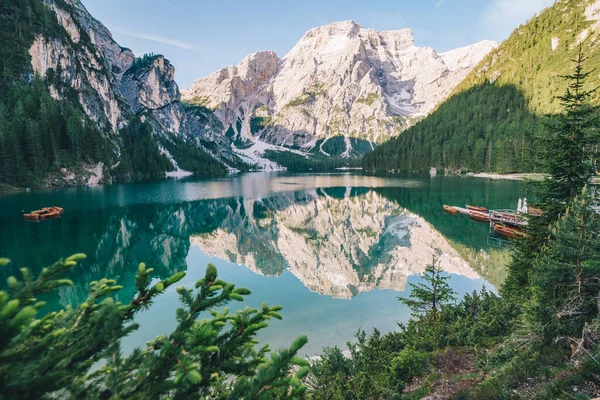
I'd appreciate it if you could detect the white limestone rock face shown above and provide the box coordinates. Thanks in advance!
[29,0,136,133]
[184,21,497,152]
[28,0,237,170]
[182,51,280,141]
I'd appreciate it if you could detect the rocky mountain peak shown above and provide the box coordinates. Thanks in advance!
[298,20,362,42]
[441,40,499,72]
[184,21,497,160]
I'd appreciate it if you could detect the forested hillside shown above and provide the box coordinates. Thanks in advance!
[0,0,114,188]
[364,0,600,174]
[0,0,228,189]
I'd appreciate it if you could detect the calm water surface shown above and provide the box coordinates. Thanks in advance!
[0,173,524,356]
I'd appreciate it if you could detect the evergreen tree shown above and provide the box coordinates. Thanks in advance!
[503,47,599,299]
[398,260,457,321]
[0,256,309,399]
[0,105,9,182]
[535,45,599,222]
[25,119,42,173]
[526,187,600,342]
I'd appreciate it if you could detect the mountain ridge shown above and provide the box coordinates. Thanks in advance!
[183,20,497,166]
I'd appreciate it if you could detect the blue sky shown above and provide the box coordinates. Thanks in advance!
[81,0,554,88]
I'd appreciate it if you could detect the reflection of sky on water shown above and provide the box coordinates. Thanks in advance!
[0,173,524,357]
[0,173,424,211]
[124,246,490,357]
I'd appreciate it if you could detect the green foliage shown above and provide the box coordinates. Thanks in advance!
[364,0,600,175]
[391,347,429,382]
[250,116,271,134]
[456,0,599,116]
[503,48,600,299]
[534,46,599,221]
[309,288,514,398]
[0,78,111,187]
[399,261,457,321]
[354,93,380,106]
[161,136,228,177]
[0,255,308,399]
[113,117,174,181]
[0,0,115,188]
[526,187,600,342]
[127,53,160,74]
[363,83,543,174]
[0,0,64,90]
[312,137,373,158]
[309,330,409,400]
[263,150,361,172]
[285,83,326,108]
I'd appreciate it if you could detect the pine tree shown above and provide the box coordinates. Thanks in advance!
[527,187,600,342]
[25,119,43,173]
[66,108,84,161]
[503,47,599,299]
[0,105,9,182]
[0,256,309,399]
[536,45,598,221]
[398,260,457,321]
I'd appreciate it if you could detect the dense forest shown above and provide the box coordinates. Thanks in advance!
[364,0,600,174]
[161,136,228,176]
[264,150,361,172]
[0,0,114,188]
[363,83,545,174]
[0,79,112,187]
[0,0,228,189]
[310,50,600,399]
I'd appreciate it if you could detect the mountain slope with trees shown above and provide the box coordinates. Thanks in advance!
[0,0,237,190]
[363,0,600,174]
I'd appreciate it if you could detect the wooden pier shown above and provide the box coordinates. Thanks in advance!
[447,206,528,227]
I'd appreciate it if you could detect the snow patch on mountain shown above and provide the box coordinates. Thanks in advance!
[184,21,497,153]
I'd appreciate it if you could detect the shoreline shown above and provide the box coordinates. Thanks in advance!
[470,173,600,184]
[470,173,548,182]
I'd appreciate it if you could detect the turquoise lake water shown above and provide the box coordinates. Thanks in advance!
[0,173,525,356]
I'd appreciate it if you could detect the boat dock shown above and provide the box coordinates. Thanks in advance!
[445,205,528,227]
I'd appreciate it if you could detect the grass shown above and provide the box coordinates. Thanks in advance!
[355,93,380,106]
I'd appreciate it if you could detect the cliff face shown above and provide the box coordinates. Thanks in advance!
[28,0,237,177]
[29,0,133,134]
[184,21,497,157]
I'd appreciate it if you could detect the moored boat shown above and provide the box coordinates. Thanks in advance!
[23,206,64,222]
[528,207,544,216]
[489,209,528,227]
[492,223,527,239]
[470,211,490,222]
[443,205,458,214]
[466,205,488,213]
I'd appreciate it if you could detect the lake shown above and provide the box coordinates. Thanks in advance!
[0,173,524,356]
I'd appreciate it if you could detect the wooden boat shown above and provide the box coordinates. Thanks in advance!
[492,223,527,239]
[443,205,458,214]
[470,211,490,222]
[24,206,64,222]
[467,205,488,213]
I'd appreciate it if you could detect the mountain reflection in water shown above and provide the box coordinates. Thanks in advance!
[191,188,478,299]
[0,174,524,355]
[0,175,524,311]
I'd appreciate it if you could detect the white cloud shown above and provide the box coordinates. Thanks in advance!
[436,0,445,9]
[110,27,197,50]
[479,0,555,40]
